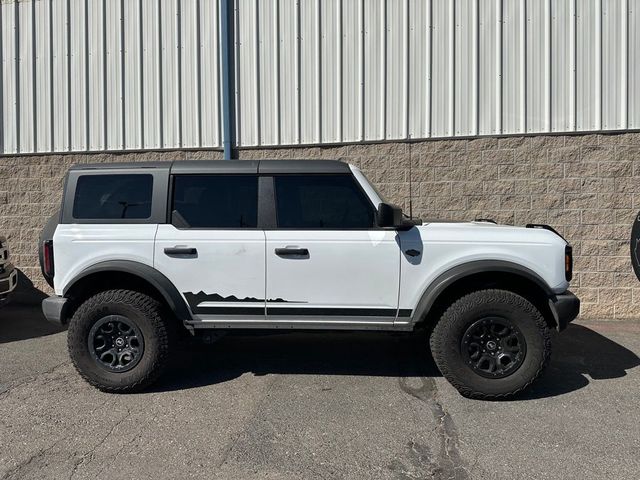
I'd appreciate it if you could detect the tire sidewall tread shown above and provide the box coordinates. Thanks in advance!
[67,289,172,393]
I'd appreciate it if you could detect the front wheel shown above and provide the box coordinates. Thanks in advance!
[430,289,551,400]
[68,289,173,393]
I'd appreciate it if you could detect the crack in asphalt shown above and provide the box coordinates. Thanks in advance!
[2,436,68,480]
[398,377,470,480]
[68,407,132,480]
[0,361,71,400]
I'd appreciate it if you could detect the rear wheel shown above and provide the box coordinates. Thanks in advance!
[68,289,173,393]
[430,289,550,399]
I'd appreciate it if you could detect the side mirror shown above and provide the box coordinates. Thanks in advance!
[376,202,404,228]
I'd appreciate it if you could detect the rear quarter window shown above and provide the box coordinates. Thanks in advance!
[72,174,153,220]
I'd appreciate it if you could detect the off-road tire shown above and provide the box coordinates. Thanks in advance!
[68,289,173,393]
[430,289,551,400]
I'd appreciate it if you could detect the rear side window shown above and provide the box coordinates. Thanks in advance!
[274,174,375,229]
[73,174,153,219]
[172,175,258,228]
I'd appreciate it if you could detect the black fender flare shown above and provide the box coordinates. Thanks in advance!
[63,260,192,321]
[411,260,554,325]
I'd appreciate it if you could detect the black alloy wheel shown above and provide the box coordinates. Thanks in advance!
[88,315,145,372]
[461,316,526,378]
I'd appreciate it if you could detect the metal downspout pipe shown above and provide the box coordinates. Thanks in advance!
[220,0,235,160]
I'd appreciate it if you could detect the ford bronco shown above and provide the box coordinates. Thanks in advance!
[40,160,579,399]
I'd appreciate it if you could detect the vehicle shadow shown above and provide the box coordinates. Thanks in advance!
[153,330,440,392]
[152,323,640,399]
[516,323,640,400]
[0,304,66,344]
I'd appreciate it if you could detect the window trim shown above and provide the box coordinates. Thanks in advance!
[169,173,262,230]
[271,173,380,231]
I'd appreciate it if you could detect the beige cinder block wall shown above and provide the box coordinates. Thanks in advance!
[1,132,638,319]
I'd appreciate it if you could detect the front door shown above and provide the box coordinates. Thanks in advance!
[154,174,266,322]
[264,174,401,326]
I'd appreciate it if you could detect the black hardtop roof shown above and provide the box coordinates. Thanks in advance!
[70,159,350,175]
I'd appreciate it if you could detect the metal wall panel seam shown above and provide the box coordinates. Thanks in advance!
[337,0,342,142]
[66,0,72,150]
[31,0,37,152]
[295,0,301,144]
[426,0,431,137]
[404,0,409,139]
[381,0,386,139]
[496,0,502,134]
[570,0,576,130]
[176,0,183,148]
[157,0,164,148]
[195,0,202,147]
[14,0,20,152]
[622,0,629,129]
[359,0,364,141]
[316,0,321,143]
[473,0,479,136]
[120,0,126,149]
[520,0,525,133]
[138,0,144,148]
[0,4,3,152]
[254,0,260,145]
[48,0,53,149]
[449,0,454,136]
[595,0,602,129]
[274,0,280,145]
[546,0,551,132]
[84,0,90,149]
[102,0,108,148]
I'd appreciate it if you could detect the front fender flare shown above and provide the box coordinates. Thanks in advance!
[410,260,554,326]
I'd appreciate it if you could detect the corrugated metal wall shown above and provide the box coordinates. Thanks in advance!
[235,0,640,146]
[0,0,222,154]
[0,0,638,154]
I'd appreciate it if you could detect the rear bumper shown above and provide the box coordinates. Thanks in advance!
[42,295,69,326]
[548,291,580,331]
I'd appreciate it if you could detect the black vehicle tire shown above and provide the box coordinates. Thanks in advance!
[68,289,173,393]
[430,289,551,400]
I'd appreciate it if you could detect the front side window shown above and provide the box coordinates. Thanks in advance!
[274,174,375,229]
[172,175,258,228]
[73,174,153,219]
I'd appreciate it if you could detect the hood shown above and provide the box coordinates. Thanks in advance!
[416,220,568,246]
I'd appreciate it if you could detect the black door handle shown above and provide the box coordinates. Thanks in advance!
[275,247,309,256]
[405,249,421,257]
[164,247,197,256]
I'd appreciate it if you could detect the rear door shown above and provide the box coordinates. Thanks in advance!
[264,174,401,326]
[154,173,266,322]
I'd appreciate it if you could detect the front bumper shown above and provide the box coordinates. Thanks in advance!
[42,295,69,326]
[0,266,18,305]
[548,291,580,331]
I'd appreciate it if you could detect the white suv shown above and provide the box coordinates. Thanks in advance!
[40,160,579,398]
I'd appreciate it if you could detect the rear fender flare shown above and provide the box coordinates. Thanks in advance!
[63,260,192,321]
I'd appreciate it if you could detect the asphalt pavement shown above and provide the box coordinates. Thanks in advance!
[1,303,638,480]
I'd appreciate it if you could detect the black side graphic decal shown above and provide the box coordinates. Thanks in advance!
[183,291,303,316]
[183,292,411,318]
